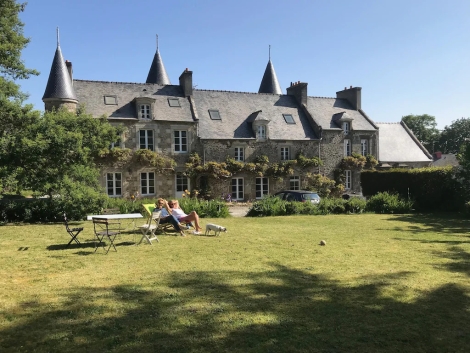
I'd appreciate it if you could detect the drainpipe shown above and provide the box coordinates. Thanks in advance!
[318,138,322,174]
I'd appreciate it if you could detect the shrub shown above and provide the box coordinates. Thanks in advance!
[366,192,414,214]
[344,197,367,214]
[178,197,229,218]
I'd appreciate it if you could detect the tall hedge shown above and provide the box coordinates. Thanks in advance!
[361,166,464,212]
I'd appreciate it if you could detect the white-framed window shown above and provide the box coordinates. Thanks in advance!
[176,172,189,193]
[342,121,350,135]
[234,147,244,161]
[140,104,151,120]
[173,130,188,153]
[290,176,300,190]
[231,178,244,201]
[106,173,122,197]
[255,177,269,199]
[139,129,154,151]
[281,147,290,161]
[110,131,121,149]
[140,172,155,195]
[361,139,368,156]
[344,139,351,157]
[257,125,266,139]
[345,170,351,190]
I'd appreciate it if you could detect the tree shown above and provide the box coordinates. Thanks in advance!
[436,118,470,154]
[401,114,440,153]
[4,108,120,196]
[0,1,38,81]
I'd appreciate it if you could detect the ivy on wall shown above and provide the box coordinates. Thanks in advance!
[334,153,378,190]
[184,152,323,181]
[97,148,176,174]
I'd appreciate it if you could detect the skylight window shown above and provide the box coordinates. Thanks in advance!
[168,98,180,107]
[283,114,295,124]
[104,95,117,105]
[209,110,221,120]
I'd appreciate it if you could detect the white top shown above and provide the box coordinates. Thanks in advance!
[87,213,143,221]
[170,208,187,220]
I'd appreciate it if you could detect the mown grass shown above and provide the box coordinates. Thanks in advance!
[1,214,470,352]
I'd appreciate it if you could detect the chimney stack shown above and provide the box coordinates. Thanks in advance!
[336,86,362,110]
[179,68,193,97]
[286,81,308,106]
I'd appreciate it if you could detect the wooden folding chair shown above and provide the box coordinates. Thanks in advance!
[92,217,121,254]
[64,213,83,246]
[137,210,161,245]
[142,203,173,234]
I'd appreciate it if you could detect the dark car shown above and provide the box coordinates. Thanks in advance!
[273,190,321,204]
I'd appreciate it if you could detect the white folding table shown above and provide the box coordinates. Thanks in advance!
[87,213,144,241]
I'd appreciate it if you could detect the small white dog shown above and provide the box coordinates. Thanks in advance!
[205,223,227,236]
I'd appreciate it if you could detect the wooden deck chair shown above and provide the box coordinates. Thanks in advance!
[137,210,160,245]
[142,203,173,234]
[64,213,83,246]
[92,217,121,254]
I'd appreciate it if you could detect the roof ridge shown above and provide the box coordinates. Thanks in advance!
[74,79,171,86]
[194,88,282,95]
[307,95,335,99]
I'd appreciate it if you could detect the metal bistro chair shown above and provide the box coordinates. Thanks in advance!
[92,217,121,254]
[64,213,83,247]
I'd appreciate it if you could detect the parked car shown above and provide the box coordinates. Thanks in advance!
[273,190,321,204]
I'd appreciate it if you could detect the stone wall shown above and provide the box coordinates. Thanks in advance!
[99,120,380,198]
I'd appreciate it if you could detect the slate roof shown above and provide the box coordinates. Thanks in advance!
[376,122,432,162]
[258,60,282,94]
[431,154,459,167]
[305,97,377,131]
[73,80,194,122]
[193,90,318,140]
[42,45,77,101]
[146,50,171,85]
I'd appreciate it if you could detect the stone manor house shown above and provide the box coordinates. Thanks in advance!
[42,38,432,200]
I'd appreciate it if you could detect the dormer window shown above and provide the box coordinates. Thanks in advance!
[250,110,270,141]
[334,111,353,135]
[134,97,156,120]
[257,125,266,139]
[140,104,151,119]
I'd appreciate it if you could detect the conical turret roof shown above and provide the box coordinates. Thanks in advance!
[258,60,282,94]
[42,44,77,101]
[146,49,171,85]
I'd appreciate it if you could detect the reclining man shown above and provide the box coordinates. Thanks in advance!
[155,198,186,236]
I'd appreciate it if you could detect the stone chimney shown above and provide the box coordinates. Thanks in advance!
[336,86,362,110]
[286,81,308,106]
[179,68,193,97]
[65,60,73,83]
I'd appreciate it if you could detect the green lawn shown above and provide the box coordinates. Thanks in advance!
[1,214,470,352]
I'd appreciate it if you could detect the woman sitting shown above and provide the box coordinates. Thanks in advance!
[167,200,203,235]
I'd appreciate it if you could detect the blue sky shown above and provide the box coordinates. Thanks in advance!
[18,0,470,129]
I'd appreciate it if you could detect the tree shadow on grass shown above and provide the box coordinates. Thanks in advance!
[0,265,469,353]
[383,214,470,236]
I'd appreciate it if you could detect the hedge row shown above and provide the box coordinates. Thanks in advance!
[0,196,229,224]
[361,167,464,212]
[246,192,414,217]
